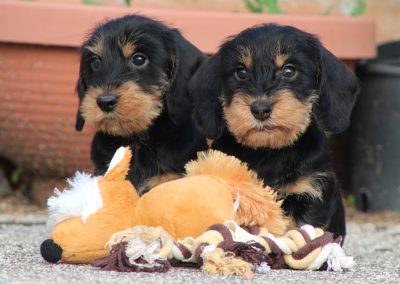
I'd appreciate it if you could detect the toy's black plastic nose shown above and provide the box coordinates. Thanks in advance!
[97,94,118,112]
[250,101,272,121]
[40,239,63,263]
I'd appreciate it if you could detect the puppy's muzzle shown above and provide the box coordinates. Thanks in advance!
[97,94,118,113]
[250,101,272,121]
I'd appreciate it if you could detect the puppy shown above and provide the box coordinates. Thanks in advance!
[189,24,359,238]
[75,15,208,194]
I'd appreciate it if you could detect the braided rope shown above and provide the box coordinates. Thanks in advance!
[94,221,354,275]
[170,221,354,273]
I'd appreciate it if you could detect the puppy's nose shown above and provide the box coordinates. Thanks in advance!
[97,94,117,112]
[250,101,272,121]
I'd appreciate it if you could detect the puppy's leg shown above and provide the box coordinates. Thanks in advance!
[279,173,346,240]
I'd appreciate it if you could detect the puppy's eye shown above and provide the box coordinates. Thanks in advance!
[235,67,248,80]
[282,64,296,78]
[90,57,101,71]
[132,53,148,67]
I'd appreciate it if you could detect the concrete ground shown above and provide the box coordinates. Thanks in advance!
[1,211,400,284]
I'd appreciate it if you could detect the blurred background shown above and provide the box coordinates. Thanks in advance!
[0,0,399,217]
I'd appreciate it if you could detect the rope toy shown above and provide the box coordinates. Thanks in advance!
[91,221,354,277]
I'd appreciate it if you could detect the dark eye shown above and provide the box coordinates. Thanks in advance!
[235,67,248,80]
[132,53,148,67]
[282,64,296,78]
[90,57,101,71]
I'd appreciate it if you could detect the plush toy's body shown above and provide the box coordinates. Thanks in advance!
[41,147,353,277]
[133,176,235,239]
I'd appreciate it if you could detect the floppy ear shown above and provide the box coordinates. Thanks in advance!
[75,76,86,131]
[188,52,225,139]
[314,47,360,133]
[166,32,206,125]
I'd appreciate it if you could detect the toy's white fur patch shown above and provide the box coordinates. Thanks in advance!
[47,172,103,229]
[105,146,126,176]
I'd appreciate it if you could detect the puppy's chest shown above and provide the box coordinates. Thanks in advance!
[128,142,167,183]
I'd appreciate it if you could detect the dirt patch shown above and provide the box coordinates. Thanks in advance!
[346,206,400,223]
[0,194,46,215]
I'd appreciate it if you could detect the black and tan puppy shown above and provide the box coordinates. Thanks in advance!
[189,24,359,238]
[75,15,207,194]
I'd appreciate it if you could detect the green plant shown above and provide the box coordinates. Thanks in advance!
[81,0,132,6]
[10,167,22,185]
[350,0,367,16]
[81,0,99,4]
[346,194,356,207]
[243,0,284,14]
[325,0,368,16]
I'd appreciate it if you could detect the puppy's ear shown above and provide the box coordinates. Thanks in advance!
[314,46,360,133]
[75,77,86,131]
[188,52,225,139]
[166,32,206,124]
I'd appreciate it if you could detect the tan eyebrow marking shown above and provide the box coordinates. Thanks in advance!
[121,42,136,58]
[275,54,288,68]
[85,36,104,57]
[237,46,252,68]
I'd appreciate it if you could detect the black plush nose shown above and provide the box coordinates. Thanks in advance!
[250,101,272,121]
[97,94,117,112]
[40,239,63,263]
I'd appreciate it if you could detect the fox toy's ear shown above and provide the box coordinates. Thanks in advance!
[189,52,225,139]
[314,46,360,133]
[103,147,132,181]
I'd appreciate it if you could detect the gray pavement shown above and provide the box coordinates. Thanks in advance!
[0,216,399,284]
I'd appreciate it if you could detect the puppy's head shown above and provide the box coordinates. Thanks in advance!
[190,24,359,149]
[76,15,205,136]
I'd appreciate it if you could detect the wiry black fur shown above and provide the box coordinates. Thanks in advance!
[76,15,207,193]
[189,24,359,238]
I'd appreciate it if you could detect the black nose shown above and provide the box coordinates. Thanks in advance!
[40,239,63,263]
[96,94,117,112]
[250,101,272,121]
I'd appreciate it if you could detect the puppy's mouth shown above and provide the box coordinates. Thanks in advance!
[80,81,166,136]
[223,90,315,149]
[247,123,288,133]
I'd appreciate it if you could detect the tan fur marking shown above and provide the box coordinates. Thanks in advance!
[275,54,288,68]
[80,80,168,136]
[286,217,298,231]
[144,173,183,192]
[277,173,326,201]
[222,91,316,149]
[85,36,104,57]
[238,46,252,68]
[121,42,136,58]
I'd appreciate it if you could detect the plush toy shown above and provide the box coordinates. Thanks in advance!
[40,147,353,277]
[41,146,287,264]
